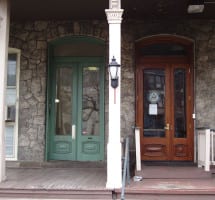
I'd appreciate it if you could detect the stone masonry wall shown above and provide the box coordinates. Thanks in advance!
[9,21,108,161]
[9,19,215,161]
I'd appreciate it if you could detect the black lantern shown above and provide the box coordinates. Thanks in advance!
[108,56,120,88]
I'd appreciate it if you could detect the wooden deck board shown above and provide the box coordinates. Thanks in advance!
[1,165,215,199]
[0,168,107,190]
[122,165,215,195]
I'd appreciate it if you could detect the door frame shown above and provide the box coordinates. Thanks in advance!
[45,36,106,161]
[135,35,194,161]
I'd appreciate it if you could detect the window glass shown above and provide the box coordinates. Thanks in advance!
[143,69,165,137]
[7,54,17,86]
[141,43,186,56]
[174,69,187,138]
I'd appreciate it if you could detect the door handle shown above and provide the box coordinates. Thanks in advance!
[164,123,170,130]
[72,124,76,139]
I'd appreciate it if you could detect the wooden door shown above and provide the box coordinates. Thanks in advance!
[136,59,194,161]
[47,57,105,161]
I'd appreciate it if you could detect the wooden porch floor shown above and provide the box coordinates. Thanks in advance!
[1,167,107,190]
[120,164,215,198]
[0,165,214,199]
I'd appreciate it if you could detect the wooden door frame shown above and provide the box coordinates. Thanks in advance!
[135,35,194,161]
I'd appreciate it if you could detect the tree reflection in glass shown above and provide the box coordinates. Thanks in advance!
[82,66,100,136]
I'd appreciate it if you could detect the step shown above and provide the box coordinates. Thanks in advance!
[6,161,106,169]
[0,188,113,199]
[116,193,215,200]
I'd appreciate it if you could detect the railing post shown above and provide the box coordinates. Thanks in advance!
[211,130,215,165]
[205,129,211,171]
[135,127,141,171]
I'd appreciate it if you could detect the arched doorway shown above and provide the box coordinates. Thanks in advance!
[135,35,194,161]
[46,36,105,161]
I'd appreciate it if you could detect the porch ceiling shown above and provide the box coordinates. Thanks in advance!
[11,0,215,21]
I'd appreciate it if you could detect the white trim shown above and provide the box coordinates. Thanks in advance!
[5,48,20,161]
[0,0,10,182]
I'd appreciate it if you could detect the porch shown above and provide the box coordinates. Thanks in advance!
[0,164,214,199]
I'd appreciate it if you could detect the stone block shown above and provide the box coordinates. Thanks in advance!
[37,41,47,49]
[20,70,32,81]
[34,21,48,31]
[31,78,42,94]
[33,116,45,125]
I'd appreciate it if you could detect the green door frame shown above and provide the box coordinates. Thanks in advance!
[46,36,105,161]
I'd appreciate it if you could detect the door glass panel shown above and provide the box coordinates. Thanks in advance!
[174,69,186,138]
[82,66,100,135]
[55,67,72,135]
[143,69,165,137]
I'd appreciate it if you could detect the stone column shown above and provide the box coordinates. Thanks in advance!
[0,0,10,182]
[105,0,123,189]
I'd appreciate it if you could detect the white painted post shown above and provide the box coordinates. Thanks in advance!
[135,127,141,171]
[0,0,10,182]
[205,129,210,171]
[105,0,123,189]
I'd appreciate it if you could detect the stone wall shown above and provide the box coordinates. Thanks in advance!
[9,19,215,161]
[9,21,108,161]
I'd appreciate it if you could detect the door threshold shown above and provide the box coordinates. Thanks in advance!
[142,161,196,167]
[6,160,106,169]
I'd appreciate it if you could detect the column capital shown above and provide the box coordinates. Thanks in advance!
[105,9,124,24]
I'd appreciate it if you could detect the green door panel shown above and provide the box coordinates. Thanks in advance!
[47,57,104,161]
[77,62,105,161]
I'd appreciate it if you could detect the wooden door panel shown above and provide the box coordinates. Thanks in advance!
[171,65,193,161]
[140,66,171,160]
[142,139,169,160]
[136,60,194,161]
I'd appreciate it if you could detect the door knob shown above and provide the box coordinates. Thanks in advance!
[164,123,170,130]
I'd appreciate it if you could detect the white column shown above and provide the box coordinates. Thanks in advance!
[0,0,10,182]
[105,0,123,189]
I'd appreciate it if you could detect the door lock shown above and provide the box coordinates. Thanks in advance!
[164,123,170,130]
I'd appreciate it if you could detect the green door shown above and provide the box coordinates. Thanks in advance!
[47,57,104,161]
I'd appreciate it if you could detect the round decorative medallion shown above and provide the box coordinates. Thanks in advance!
[148,90,160,103]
